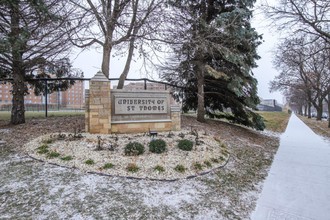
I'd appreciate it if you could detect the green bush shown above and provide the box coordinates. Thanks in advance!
[177,139,193,151]
[124,142,145,156]
[149,139,167,154]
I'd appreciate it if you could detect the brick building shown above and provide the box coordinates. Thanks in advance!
[0,80,85,110]
[113,82,167,90]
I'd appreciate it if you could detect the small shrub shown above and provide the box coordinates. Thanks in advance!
[126,163,139,172]
[219,155,226,161]
[167,131,174,138]
[37,144,49,154]
[174,164,186,173]
[221,148,229,156]
[95,136,103,151]
[178,132,185,139]
[124,142,145,156]
[193,162,203,170]
[85,159,95,165]
[154,165,165,172]
[149,139,167,154]
[177,139,193,151]
[61,156,73,161]
[42,139,53,144]
[103,163,114,169]
[47,151,60,159]
[204,160,212,168]
[211,158,220,163]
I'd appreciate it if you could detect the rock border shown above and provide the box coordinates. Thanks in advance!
[28,154,230,182]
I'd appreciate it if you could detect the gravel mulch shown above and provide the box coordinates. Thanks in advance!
[24,130,230,181]
[0,115,280,219]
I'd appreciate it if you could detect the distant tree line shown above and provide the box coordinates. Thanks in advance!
[262,0,330,127]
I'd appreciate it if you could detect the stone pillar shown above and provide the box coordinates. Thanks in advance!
[85,89,90,132]
[87,71,111,134]
[171,106,181,131]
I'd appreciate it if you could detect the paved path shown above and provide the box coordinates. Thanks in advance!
[252,113,330,220]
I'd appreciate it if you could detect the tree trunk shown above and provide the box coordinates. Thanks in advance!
[101,43,112,78]
[306,90,312,118]
[196,62,205,123]
[117,32,137,89]
[11,73,25,124]
[10,1,25,125]
[298,105,303,115]
[316,99,323,121]
[328,94,330,128]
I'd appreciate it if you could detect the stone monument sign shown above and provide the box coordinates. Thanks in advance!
[85,71,181,134]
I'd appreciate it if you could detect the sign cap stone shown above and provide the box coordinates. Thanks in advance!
[91,71,109,82]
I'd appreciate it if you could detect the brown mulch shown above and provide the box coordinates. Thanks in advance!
[0,116,84,150]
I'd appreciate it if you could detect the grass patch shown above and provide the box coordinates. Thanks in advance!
[154,165,165,172]
[0,111,84,121]
[211,158,220,163]
[102,163,114,169]
[60,156,73,161]
[37,144,49,154]
[47,151,60,159]
[42,138,53,144]
[126,163,139,172]
[204,160,212,168]
[258,111,291,133]
[298,115,330,138]
[85,159,95,165]
[193,162,203,171]
[174,164,186,173]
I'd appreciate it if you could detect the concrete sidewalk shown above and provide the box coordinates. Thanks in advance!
[251,113,330,220]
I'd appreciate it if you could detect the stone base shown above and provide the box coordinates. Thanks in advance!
[111,120,174,134]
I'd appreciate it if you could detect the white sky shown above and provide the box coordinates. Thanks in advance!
[71,0,284,104]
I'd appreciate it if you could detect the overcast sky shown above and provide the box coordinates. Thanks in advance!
[72,0,284,104]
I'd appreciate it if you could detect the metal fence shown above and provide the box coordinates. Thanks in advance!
[0,77,182,117]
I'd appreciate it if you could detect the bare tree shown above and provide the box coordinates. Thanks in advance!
[0,0,80,124]
[69,0,165,87]
[271,36,330,120]
[261,0,330,42]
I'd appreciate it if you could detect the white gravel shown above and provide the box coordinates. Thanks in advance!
[24,130,230,180]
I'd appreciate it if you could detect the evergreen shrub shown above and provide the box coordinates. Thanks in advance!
[149,139,167,154]
[124,142,145,156]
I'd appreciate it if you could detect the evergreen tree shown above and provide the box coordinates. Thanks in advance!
[0,0,80,124]
[162,0,264,130]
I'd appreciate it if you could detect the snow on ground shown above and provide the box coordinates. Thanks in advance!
[0,149,258,219]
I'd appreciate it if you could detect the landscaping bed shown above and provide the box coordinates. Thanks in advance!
[24,130,230,180]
